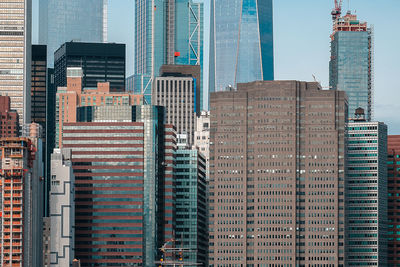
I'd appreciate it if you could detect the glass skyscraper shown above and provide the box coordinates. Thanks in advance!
[209,0,274,92]
[175,135,208,265]
[330,12,373,121]
[346,120,387,266]
[134,0,204,107]
[39,0,107,67]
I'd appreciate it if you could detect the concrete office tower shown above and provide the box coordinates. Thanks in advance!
[194,110,210,180]
[330,12,373,121]
[54,42,126,92]
[0,0,31,125]
[346,109,387,266]
[55,67,142,148]
[0,132,44,266]
[31,45,47,129]
[61,105,176,266]
[153,65,200,145]
[175,134,208,265]
[0,96,19,137]
[209,81,347,266]
[39,0,107,67]
[134,0,204,106]
[388,135,400,265]
[49,148,74,267]
[209,0,274,93]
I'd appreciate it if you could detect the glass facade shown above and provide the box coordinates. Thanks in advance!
[210,0,274,92]
[330,22,372,120]
[387,136,400,265]
[346,122,388,266]
[175,147,207,265]
[39,0,107,67]
[62,105,175,266]
[134,0,205,108]
[175,0,204,109]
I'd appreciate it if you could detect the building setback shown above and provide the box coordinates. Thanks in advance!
[55,67,142,148]
[54,42,126,92]
[0,96,19,138]
[330,12,373,121]
[388,135,400,265]
[0,0,32,125]
[346,114,387,266]
[49,148,74,266]
[61,105,176,266]
[209,81,347,266]
[209,0,274,92]
[175,134,208,265]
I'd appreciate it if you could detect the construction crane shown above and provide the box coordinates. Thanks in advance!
[156,239,202,267]
[331,0,343,21]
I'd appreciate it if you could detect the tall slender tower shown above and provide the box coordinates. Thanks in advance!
[346,109,387,266]
[209,0,274,92]
[0,0,32,125]
[39,0,107,67]
[329,11,373,121]
[134,0,204,106]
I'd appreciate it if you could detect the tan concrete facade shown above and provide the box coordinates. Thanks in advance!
[209,81,347,267]
[55,71,142,148]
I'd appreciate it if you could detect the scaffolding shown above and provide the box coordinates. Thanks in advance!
[0,138,33,267]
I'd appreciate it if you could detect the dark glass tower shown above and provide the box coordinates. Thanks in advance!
[54,42,126,92]
[31,45,47,131]
[209,0,274,92]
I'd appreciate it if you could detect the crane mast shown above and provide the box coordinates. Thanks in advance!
[331,0,343,21]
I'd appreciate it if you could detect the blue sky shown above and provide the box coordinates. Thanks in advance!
[32,0,400,134]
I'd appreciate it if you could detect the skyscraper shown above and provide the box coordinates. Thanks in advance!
[0,0,32,125]
[61,105,176,266]
[55,67,142,148]
[175,134,208,266]
[209,81,347,266]
[0,124,44,267]
[134,0,204,106]
[388,135,400,265]
[346,109,387,266]
[330,12,373,121]
[54,42,126,92]
[31,45,47,129]
[39,0,107,67]
[153,65,200,145]
[209,0,274,92]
